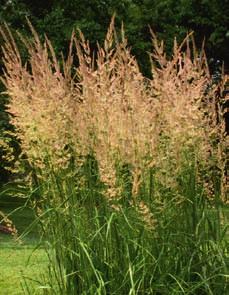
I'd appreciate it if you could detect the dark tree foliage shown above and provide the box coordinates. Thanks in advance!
[1,0,228,72]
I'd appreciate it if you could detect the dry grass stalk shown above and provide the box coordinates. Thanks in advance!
[1,20,227,209]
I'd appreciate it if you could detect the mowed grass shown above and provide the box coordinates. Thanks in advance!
[0,246,46,295]
[0,195,47,295]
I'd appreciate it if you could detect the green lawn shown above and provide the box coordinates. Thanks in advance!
[0,195,47,295]
[0,246,46,295]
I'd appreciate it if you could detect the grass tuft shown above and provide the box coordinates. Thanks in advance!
[0,19,228,294]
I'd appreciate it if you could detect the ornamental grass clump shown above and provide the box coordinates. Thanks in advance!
[1,19,228,294]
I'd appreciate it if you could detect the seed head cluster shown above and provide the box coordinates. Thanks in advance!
[1,19,227,219]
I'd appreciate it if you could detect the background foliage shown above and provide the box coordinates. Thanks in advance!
[1,0,229,74]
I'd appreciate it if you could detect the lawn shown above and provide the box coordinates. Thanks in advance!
[0,195,47,295]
